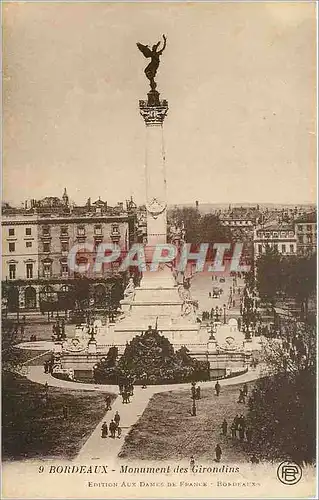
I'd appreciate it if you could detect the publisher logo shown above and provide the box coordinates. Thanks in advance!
[277,461,302,485]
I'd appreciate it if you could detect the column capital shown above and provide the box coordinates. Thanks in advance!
[139,90,168,126]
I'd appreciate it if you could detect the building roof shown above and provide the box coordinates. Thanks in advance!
[257,223,294,231]
[295,212,317,224]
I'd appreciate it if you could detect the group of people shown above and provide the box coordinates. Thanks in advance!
[52,319,66,341]
[202,307,225,323]
[119,376,135,404]
[222,414,252,443]
[250,358,258,369]
[219,383,252,445]
[43,356,55,374]
[101,411,121,439]
[228,283,242,309]
[238,383,248,403]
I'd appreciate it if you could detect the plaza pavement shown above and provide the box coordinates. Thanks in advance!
[24,364,263,463]
[191,273,243,318]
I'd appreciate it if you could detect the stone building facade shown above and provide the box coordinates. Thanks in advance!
[253,223,297,259]
[2,190,138,313]
[294,212,317,256]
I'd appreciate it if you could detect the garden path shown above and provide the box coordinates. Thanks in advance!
[24,365,263,463]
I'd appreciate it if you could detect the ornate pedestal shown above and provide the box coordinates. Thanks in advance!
[114,265,203,347]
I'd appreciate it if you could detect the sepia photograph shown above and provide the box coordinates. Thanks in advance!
[1,1,317,499]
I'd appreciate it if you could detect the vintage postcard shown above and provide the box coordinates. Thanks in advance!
[2,1,317,499]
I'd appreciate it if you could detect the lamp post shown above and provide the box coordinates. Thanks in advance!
[205,350,210,381]
[223,304,226,324]
[191,399,197,416]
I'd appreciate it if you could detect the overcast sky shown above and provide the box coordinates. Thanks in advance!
[3,2,316,207]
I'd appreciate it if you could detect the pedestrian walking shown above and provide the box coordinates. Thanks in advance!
[109,420,117,438]
[231,422,237,439]
[215,380,221,396]
[114,411,120,427]
[239,414,246,430]
[242,383,248,397]
[48,359,54,374]
[44,382,49,397]
[141,372,147,389]
[62,405,68,419]
[190,456,195,470]
[101,422,108,438]
[196,386,201,400]
[215,444,222,462]
[221,419,227,436]
[239,427,245,442]
[105,395,112,411]
[238,389,245,403]
[117,426,122,438]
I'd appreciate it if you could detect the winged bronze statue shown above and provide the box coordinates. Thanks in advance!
[137,35,167,90]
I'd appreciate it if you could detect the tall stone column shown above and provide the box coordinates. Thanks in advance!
[139,90,168,250]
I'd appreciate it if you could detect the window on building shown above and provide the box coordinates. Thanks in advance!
[77,226,85,236]
[94,225,102,235]
[307,234,312,243]
[258,244,262,254]
[61,242,69,252]
[26,263,33,279]
[282,244,286,254]
[9,242,15,252]
[8,228,15,236]
[60,226,68,235]
[61,263,68,277]
[273,232,278,238]
[290,244,294,253]
[26,241,32,248]
[307,225,312,232]
[265,232,270,238]
[298,235,304,244]
[42,226,50,236]
[9,264,16,280]
[43,243,50,252]
[298,225,303,232]
[274,244,278,251]
[43,262,52,278]
[25,228,32,236]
